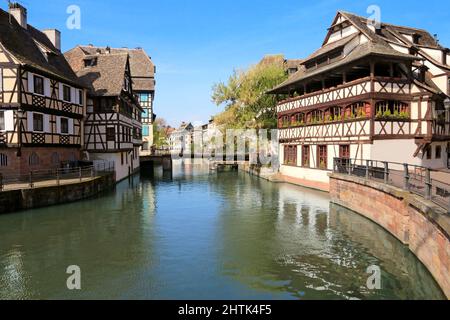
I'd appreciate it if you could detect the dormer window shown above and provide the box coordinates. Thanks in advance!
[412,34,421,45]
[84,58,97,67]
[33,75,44,95]
[124,77,130,91]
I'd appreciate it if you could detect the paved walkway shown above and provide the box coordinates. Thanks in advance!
[1,176,99,192]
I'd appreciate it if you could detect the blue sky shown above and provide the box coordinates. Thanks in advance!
[15,0,450,127]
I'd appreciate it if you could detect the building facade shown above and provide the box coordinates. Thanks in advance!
[67,46,156,154]
[269,11,450,189]
[0,3,85,176]
[169,122,194,154]
[65,47,142,181]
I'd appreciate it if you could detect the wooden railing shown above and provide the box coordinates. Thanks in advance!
[432,121,450,136]
[277,77,411,114]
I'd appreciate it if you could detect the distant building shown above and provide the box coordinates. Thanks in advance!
[65,46,142,181]
[169,122,194,153]
[0,3,86,175]
[269,11,450,190]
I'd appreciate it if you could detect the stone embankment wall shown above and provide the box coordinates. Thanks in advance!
[330,173,450,299]
[0,173,116,214]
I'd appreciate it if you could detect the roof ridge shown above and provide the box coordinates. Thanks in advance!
[339,11,431,34]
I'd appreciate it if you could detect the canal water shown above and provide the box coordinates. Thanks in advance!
[0,161,445,300]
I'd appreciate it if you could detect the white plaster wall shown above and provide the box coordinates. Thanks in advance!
[280,165,330,184]
[422,142,448,169]
[371,139,421,165]
[90,152,132,182]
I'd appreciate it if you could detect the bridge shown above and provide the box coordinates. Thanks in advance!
[140,149,173,171]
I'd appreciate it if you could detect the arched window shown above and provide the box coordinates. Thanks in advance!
[29,152,39,166]
[0,153,7,167]
[324,106,342,122]
[344,102,370,120]
[291,113,305,126]
[375,101,409,120]
[308,110,324,124]
[51,152,60,166]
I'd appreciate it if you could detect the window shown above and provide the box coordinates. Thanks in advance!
[139,94,149,103]
[33,113,44,132]
[426,146,432,160]
[436,146,442,159]
[34,75,44,95]
[302,145,310,167]
[317,145,328,169]
[375,101,410,119]
[60,118,69,134]
[84,58,97,67]
[29,152,39,166]
[79,90,83,105]
[0,153,7,167]
[339,145,350,158]
[284,145,297,166]
[63,85,71,102]
[142,109,149,118]
[142,125,150,137]
[0,111,4,131]
[106,127,115,141]
[98,98,114,113]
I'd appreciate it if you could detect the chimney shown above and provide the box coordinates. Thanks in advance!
[42,29,61,51]
[8,2,27,29]
[105,46,111,54]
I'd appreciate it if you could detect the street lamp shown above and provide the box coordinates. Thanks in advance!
[445,98,450,122]
[444,98,450,110]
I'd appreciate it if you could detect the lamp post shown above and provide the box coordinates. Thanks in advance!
[445,98,450,123]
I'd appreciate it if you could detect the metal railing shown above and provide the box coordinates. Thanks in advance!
[0,162,114,192]
[333,158,450,213]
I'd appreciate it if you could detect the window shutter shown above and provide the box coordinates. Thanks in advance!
[71,87,76,103]
[68,119,74,135]
[44,78,51,96]
[56,117,61,134]
[27,112,33,131]
[5,111,14,131]
[58,83,63,100]
[28,72,34,93]
[44,114,50,132]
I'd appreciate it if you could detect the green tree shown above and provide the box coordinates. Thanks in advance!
[212,55,288,130]
[152,118,171,147]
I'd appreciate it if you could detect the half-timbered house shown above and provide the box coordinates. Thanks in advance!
[66,45,156,153]
[64,47,142,181]
[269,11,450,189]
[0,3,86,175]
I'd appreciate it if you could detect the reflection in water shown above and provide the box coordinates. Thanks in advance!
[0,161,445,300]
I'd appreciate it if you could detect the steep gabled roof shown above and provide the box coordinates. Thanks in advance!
[69,53,129,96]
[0,8,82,87]
[339,11,442,49]
[268,11,424,94]
[269,41,417,94]
[73,45,155,92]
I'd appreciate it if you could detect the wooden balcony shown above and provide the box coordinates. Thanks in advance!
[277,77,411,114]
[432,121,450,137]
